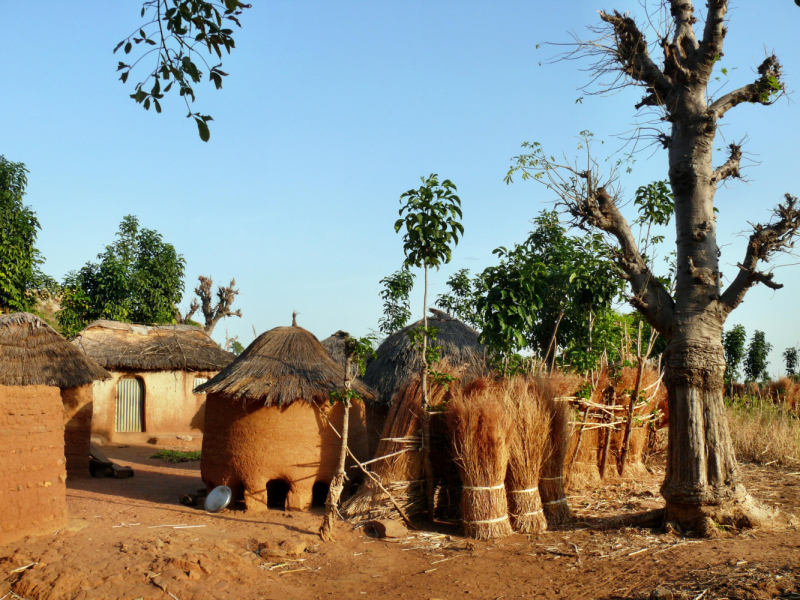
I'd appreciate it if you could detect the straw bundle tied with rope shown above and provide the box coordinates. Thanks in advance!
[341,370,454,522]
[448,381,513,540]
[501,377,551,535]
[534,377,574,526]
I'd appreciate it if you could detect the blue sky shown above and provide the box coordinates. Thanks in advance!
[2,1,798,374]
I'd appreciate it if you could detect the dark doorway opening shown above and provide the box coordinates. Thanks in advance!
[311,481,330,508]
[266,479,290,510]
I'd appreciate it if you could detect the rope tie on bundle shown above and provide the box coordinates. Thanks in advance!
[462,483,506,491]
[464,514,510,525]
[509,486,539,494]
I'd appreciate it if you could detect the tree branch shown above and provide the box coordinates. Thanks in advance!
[194,275,242,335]
[599,11,674,104]
[708,55,784,120]
[698,0,728,76]
[570,185,675,335]
[720,194,800,316]
[710,143,742,186]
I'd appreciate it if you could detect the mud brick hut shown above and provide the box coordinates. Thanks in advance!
[198,318,374,512]
[0,312,110,545]
[71,320,234,444]
[362,308,487,455]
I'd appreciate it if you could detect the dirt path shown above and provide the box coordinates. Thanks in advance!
[2,445,799,600]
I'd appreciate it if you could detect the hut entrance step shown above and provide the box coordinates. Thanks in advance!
[116,378,145,433]
[266,479,291,510]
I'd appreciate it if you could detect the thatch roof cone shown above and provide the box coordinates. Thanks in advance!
[321,330,362,379]
[363,309,487,407]
[196,324,373,406]
[0,312,111,387]
[71,320,234,372]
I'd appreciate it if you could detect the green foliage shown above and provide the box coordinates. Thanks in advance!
[633,180,674,228]
[149,449,201,462]
[407,325,443,367]
[115,1,251,140]
[722,324,747,385]
[378,269,415,335]
[435,268,487,330]
[0,157,55,312]
[395,174,464,271]
[744,330,772,382]
[784,346,798,377]
[329,335,378,405]
[230,339,245,355]
[57,215,185,337]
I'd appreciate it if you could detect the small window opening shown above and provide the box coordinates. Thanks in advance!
[193,377,209,393]
[266,479,290,510]
[311,481,330,508]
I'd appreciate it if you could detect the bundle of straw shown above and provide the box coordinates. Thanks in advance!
[534,377,573,526]
[447,381,513,540]
[502,377,551,534]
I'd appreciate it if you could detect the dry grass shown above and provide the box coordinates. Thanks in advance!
[535,376,574,526]
[448,381,514,540]
[502,377,551,534]
[727,396,800,466]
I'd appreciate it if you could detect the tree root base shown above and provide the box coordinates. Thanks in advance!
[665,494,773,538]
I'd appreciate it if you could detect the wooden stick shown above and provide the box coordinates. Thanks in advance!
[568,405,591,469]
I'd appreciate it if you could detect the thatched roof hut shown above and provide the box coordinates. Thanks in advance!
[200,321,374,512]
[321,330,361,378]
[71,320,234,442]
[0,312,110,387]
[71,320,233,372]
[363,309,487,408]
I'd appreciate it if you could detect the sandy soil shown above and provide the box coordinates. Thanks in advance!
[1,445,799,600]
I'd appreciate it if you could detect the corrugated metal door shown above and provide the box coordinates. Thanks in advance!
[193,377,208,393]
[116,378,144,432]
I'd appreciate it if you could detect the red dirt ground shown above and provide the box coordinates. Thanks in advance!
[1,444,799,600]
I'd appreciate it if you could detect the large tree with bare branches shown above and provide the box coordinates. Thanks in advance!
[181,275,242,335]
[508,1,799,534]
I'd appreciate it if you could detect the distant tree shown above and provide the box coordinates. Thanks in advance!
[181,275,242,335]
[223,331,245,355]
[395,173,463,519]
[783,346,798,377]
[744,331,772,383]
[0,157,55,312]
[722,325,747,388]
[377,270,415,335]
[58,215,185,337]
[116,1,251,141]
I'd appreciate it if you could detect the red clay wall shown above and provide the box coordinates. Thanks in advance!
[201,395,369,511]
[0,384,68,546]
[61,384,93,476]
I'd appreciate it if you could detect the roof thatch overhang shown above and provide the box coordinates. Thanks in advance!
[363,308,487,407]
[0,312,111,388]
[71,320,234,372]
[197,323,374,407]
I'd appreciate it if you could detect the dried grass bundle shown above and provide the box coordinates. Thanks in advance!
[448,382,513,540]
[502,377,550,534]
[341,370,453,522]
[535,376,573,526]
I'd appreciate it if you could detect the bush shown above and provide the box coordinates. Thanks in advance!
[149,449,201,463]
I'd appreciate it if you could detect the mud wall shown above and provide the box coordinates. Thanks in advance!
[0,384,67,546]
[91,370,217,441]
[61,384,93,476]
[201,395,370,511]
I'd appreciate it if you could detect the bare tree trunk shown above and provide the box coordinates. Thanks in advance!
[544,310,565,371]
[619,321,648,476]
[319,355,352,541]
[420,265,436,520]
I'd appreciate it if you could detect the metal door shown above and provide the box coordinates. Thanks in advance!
[115,378,144,432]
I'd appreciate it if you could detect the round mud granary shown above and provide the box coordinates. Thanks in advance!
[362,308,487,455]
[199,319,374,512]
[0,313,110,545]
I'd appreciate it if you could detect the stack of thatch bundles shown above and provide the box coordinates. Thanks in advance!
[501,377,551,534]
[534,377,574,526]
[447,380,513,540]
[341,371,453,522]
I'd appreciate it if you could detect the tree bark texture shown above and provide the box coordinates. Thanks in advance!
[421,266,436,520]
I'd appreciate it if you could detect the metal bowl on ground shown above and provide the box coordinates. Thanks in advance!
[204,486,232,513]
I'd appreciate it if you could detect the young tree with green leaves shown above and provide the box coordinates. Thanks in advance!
[394,174,463,519]
[744,331,772,383]
[116,1,251,141]
[58,215,186,336]
[784,346,798,378]
[722,324,747,392]
[0,157,54,313]
[435,268,486,331]
[504,2,800,532]
[319,335,376,542]
[378,270,415,335]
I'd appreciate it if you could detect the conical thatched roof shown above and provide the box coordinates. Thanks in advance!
[363,308,487,407]
[71,320,234,372]
[196,323,373,406]
[321,330,361,378]
[0,312,111,388]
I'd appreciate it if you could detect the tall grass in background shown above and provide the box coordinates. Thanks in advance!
[726,394,800,466]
